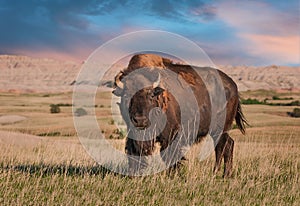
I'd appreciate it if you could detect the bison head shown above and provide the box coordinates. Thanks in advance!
[113,69,165,130]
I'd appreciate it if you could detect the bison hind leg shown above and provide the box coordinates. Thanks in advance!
[214,133,234,177]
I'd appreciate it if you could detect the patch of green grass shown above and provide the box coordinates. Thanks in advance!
[38,132,61,137]
[56,103,73,107]
[287,108,300,118]
[50,104,61,113]
[241,98,263,105]
[241,98,300,106]
[272,95,293,100]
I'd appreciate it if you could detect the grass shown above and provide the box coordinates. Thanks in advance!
[0,132,299,205]
[0,91,116,136]
[240,89,300,101]
[0,90,299,205]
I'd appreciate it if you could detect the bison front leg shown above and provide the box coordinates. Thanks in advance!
[214,133,234,177]
[159,132,189,174]
[125,137,155,176]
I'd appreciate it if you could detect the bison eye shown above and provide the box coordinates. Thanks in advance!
[153,87,164,96]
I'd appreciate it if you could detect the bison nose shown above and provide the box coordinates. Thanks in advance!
[131,115,149,129]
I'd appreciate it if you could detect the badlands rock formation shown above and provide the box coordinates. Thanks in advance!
[221,65,300,92]
[0,55,299,93]
[0,55,80,93]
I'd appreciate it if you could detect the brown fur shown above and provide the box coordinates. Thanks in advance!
[113,54,248,177]
[125,54,165,75]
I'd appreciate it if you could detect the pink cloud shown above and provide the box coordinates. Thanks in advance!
[241,34,300,64]
[216,0,299,64]
[217,1,298,36]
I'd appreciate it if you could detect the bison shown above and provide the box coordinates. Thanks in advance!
[113,54,247,177]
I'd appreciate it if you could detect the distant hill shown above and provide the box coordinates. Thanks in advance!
[0,55,299,93]
[221,65,300,92]
[0,55,80,93]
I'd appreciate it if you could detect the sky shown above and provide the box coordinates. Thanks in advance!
[0,0,299,66]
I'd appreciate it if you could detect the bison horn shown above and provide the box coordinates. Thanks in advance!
[153,73,161,88]
[115,71,124,89]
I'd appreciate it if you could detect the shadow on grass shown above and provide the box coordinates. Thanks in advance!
[1,163,122,178]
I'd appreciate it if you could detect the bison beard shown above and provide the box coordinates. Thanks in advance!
[113,54,248,177]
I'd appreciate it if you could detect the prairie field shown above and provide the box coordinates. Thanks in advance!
[0,90,299,205]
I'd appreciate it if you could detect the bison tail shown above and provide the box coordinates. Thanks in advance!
[235,100,249,135]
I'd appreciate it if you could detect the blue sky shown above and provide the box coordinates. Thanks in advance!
[0,0,299,66]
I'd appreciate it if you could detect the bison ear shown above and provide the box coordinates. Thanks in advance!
[153,87,164,96]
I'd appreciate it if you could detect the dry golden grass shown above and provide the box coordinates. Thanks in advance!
[0,90,299,205]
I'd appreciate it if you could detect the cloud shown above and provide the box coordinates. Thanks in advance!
[148,0,176,18]
[241,34,300,64]
[216,0,300,65]
[0,0,298,65]
[190,5,216,21]
[0,0,218,62]
[0,0,122,61]
[146,0,216,21]
[217,0,299,36]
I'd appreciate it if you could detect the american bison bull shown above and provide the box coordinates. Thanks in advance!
[113,54,247,177]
